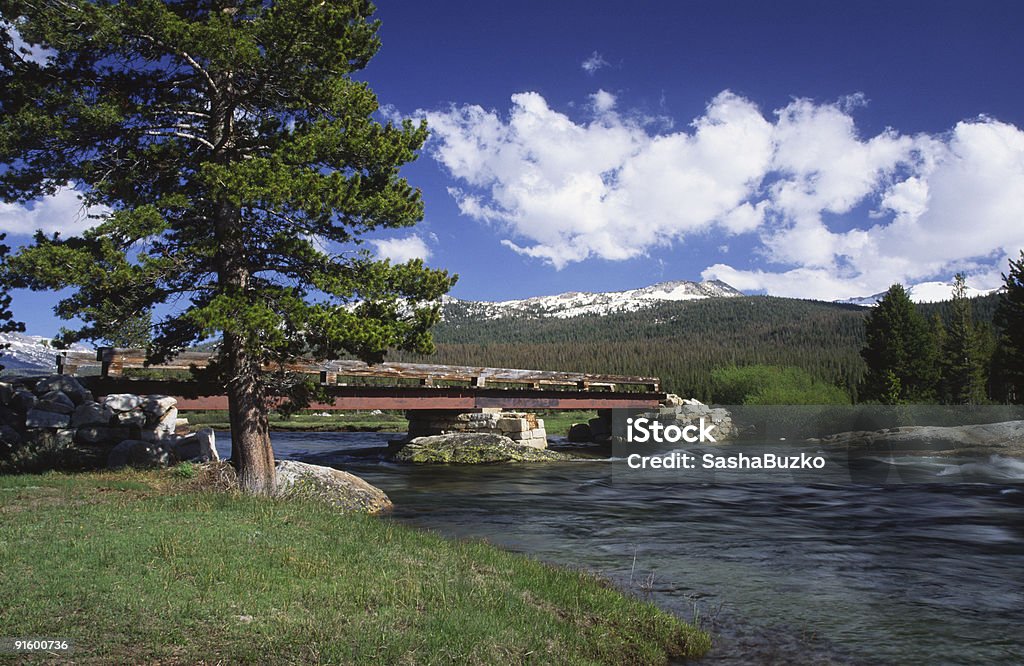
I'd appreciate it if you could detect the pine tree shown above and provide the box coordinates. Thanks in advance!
[0,0,456,492]
[0,234,26,371]
[939,274,988,404]
[859,284,937,403]
[994,251,1024,403]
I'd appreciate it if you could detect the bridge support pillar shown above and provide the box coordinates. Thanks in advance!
[405,409,548,449]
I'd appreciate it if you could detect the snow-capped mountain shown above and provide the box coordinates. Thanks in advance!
[0,333,86,374]
[837,281,1000,306]
[444,279,743,320]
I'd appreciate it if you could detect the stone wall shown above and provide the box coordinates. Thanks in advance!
[406,409,548,449]
[0,374,217,471]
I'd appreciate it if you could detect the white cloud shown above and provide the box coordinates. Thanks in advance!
[581,51,609,74]
[0,185,101,236]
[369,234,432,264]
[425,90,773,268]
[425,90,1024,299]
[591,89,617,114]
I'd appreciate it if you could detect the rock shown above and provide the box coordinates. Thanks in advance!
[174,418,190,436]
[37,390,76,415]
[275,460,392,513]
[141,395,177,419]
[11,390,37,413]
[74,425,134,445]
[497,416,530,432]
[661,393,686,407]
[107,439,174,469]
[392,433,573,464]
[71,402,116,428]
[814,420,1024,457]
[196,428,217,459]
[0,424,22,446]
[116,408,146,427]
[148,407,178,441]
[0,405,20,428]
[25,408,72,429]
[34,375,91,404]
[567,422,593,442]
[102,394,142,412]
[173,428,219,462]
[0,381,14,406]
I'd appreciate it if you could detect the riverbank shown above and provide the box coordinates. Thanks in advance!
[0,468,710,664]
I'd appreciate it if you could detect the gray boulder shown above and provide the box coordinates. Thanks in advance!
[392,433,573,464]
[37,390,76,415]
[71,402,116,428]
[814,420,1024,457]
[116,408,146,428]
[567,422,594,442]
[0,381,14,406]
[0,424,22,446]
[74,425,135,445]
[141,395,177,420]
[102,394,142,412]
[35,376,91,404]
[275,460,392,513]
[25,408,72,429]
[172,428,219,462]
[11,390,37,413]
[107,439,174,469]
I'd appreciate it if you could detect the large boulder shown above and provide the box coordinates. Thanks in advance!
[25,408,72,429]
[107,439,174,469]
[172,428,219,462]
[37,390,76,415]
[102,394,142,412]
[814,420,1024,457]
[392,433,573,464]
[71,402,116,428]
[275,460,392,513]
[11,390,37,413]
[34,376,91,405]
[567,422,594,442]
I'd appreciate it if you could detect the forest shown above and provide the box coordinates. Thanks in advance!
[391,293,1006,403]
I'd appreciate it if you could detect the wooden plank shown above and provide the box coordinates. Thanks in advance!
[62,348,661,392]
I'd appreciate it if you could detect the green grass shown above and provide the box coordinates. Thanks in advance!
[0,470,710,664]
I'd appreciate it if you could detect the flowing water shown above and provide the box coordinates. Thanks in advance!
[217,432,1024,665]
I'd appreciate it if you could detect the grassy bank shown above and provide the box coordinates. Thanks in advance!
[0,469,710,664]
[184,409,597,437]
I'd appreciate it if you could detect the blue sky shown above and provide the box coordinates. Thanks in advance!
[5,1,1024,335]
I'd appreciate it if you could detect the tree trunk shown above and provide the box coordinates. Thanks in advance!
[224,330,276,495]
[208,78,275,494]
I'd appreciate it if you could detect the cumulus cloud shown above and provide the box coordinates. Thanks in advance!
[369,234,432,264]
[424,90,1024,299]
[581,51,609,74]
[0,185,100,236]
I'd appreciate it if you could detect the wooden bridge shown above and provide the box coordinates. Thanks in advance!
[56,348,666,411]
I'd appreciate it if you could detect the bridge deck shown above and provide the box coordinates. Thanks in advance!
[59,349,666,411]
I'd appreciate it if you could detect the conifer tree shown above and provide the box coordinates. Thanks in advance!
[939,274,988,404]
[994,251,1024,403]
[0,234,26,371]
[0,0,456,492]
[859,284,937,403]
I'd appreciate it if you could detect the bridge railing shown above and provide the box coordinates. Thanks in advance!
[55,348,661,393]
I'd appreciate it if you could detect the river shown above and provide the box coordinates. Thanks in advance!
[215,431,1024,665]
